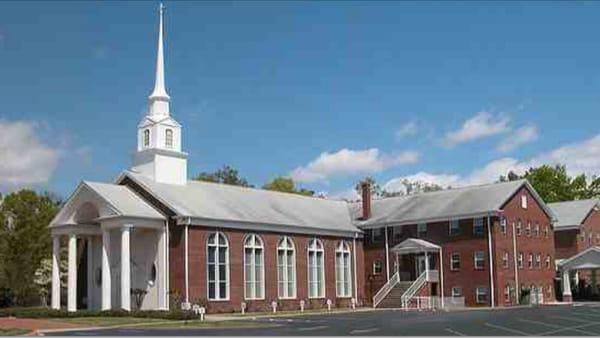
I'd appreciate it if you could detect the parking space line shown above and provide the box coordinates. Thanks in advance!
[547,315,595,324]
[350,328,379,334]
[444,327,466,336]
[518,319,561,329]
[298,325,329,331]
[484,323,530,336]
[539,322,600,336]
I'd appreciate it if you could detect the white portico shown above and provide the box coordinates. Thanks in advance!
[49,182,168,312]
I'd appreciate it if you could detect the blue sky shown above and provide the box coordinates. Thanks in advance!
[1,1,600,199]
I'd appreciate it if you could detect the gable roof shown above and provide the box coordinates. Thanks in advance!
[119,171,359,237]
[353,179,555,228]
[548,199,599,230]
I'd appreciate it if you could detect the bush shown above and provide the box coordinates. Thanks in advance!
[0,288,13,308]
[0,307,198,320]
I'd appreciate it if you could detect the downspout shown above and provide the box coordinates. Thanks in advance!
[353,232,358,302]
[512,217,519,304]
[166,220,170,310]
[385,225,390,281]
[487,214,495,308]
[185,217,191,305]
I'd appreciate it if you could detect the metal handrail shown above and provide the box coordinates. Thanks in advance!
[401,271,426,308]
[373,271,400,308]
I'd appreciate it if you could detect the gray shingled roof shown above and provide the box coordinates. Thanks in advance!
[122,171,357,235]
[547,199,599,230]
[84,181,165,220]
[353,179,554,228]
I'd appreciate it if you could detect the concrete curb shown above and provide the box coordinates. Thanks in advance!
[34,320,189,336]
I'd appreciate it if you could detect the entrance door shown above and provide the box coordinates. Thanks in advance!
[416,255,426,277]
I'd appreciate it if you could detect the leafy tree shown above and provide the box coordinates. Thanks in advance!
[193,165,253,187]
[499,164,600,203]
[262,177,314,196]
[354,177,383,198]
[0,190,60,305]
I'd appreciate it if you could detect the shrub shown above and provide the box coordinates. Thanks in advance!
[0,288,13,308]
[0,307,198,320]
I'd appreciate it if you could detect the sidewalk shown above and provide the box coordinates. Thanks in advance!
[0,317,82,336]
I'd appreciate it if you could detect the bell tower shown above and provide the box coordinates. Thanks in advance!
[131,3,188,185]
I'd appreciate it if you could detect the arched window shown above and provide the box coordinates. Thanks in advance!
[207,232,229,300]
[308,238,325,298]
[277,236,296,299]
[165,129,173,148]
[335,241,352,298]
[143,129,150,147]
[243,234,264,299]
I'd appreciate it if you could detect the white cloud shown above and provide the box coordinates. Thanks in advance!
[497,125,539,153]
[383,133,600,192]
[290,148,419,183]
[395,121,418,139]
[0,120,61,190]
[444,112,510,147]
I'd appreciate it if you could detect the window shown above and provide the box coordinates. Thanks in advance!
[449,220,461,236]
[335,241,352,298]
[518,252,523,269]
[502,251,509,269]
[545,255,551,269]
[143,129,150,147]
[581,230,586,241]
[95,268,102,287]
[392,226,403,240]
[521,195,528,209]
[149,263,157,286]
[207,232,229,300]
[504,284,511,303]
[277,237,296,299]
[308,238,325,298]
[535,253,541,269]
[527,253,533,269]
[500,217,507,235]
[476,287,489,304]
[545,226,549,238]
[516,220,522,236]
[473,218,484,236]
[165,129,173,148]
[590,233,593,245]
[372,228,384,242]
[244,234,265,299]
[525,222,531,237]
[474,251,485,270]
[534,223,540,237]
[417,223,427,237]
[373,260,383,275]
[451,287,462,298]
[450,253,461,271]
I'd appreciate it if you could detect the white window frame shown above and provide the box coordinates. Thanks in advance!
[504,284,511,303]
[476,286,489,304]
[528,253,533,269]
[451,287,462,298]
[143,129,150,147]
[308,238,325,299]
[449,220,460,236]
[545,255,551,269]
[473,218,484,236]
[525,222,531,237]
[207,232,229,301]
[503,251,509,269]
[516,220,522,236]
[165,129,173,148]
[277,236,296,299]
[500,217,507,235]
[373,260,383,275]
[521,195,528,209]
[417,223,427,237]
[545,226,549,238]
[518,252,524,269]
[474,251,485,270]
[450,253,461,271]
[335,241,352,298]
[534,223,540,237]
[243,234,265,300]
[535,253,541,269]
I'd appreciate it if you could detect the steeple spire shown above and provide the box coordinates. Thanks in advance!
[148,3,170,117]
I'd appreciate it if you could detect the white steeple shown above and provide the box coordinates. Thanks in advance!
[131,3,188,186]
[148,3,170,117]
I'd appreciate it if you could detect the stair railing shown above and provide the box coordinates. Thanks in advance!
[373,271,400,308]
[401,271,427,308]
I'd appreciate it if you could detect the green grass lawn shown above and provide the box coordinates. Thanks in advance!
[0,328,31,336]
[49,316,172,327]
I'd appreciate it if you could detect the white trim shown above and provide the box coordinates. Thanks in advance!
[165,221,170,310]
[353,234,358,301]
[243,234,266,300]
[335,241,352,298]
[307,238,325,299]
[384,225,390,281]
[277,236,297,299]
[184,221,189,304]
[439,247,445,308]
[487,215,495,308]
[207,231,230,301]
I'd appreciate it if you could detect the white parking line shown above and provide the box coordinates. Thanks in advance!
[444,327,466,336]
[539,322,600,336]
[547,315,595,324]
[350,328,379,334]
[485,322,530,336]
[518,318,597,336]
[298,325,328,331]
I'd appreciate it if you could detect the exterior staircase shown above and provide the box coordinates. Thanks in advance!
[377,281,414,308]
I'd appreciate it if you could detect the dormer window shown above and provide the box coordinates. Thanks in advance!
[143,129,150,147]
[165,129,173,148]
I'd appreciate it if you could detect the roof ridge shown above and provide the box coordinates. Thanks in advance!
[548,198,599,206]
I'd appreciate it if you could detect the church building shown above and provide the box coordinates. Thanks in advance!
[49,5,569,314]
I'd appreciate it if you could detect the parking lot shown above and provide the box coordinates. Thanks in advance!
[54,303,600,336]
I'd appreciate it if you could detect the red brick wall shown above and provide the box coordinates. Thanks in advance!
[498,186,556,305]
[170,225,364,313]
[554,230,579,260]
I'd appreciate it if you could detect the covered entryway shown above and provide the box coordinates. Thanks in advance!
[558,246,600,302]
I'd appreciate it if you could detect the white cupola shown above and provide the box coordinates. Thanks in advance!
[131,3,188,185]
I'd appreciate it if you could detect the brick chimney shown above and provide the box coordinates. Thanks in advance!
[361,182,371,220]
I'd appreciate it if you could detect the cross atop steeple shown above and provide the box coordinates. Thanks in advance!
[148,2,170,117]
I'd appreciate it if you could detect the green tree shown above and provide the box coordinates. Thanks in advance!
[193,165,253,187]
[262,177,314,196]
[354,177,383,198]
[0,190,60,305]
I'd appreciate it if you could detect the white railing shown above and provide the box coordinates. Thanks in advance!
[401,271,426,308]
[373,271,400,308]
[426,269,439,282]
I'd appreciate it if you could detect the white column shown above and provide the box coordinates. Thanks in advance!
[424,251,430,281]
[562,270,572,300]
[67,234,77,312]
[86,238,94,310]
[184,224,189,305]
[157,226,167,310]
[51,236,61,310]
[384,226,390,281]
[121,225,132,311]
[439,248,445,308]
[101,228,111,310]
[487,215,495,308]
